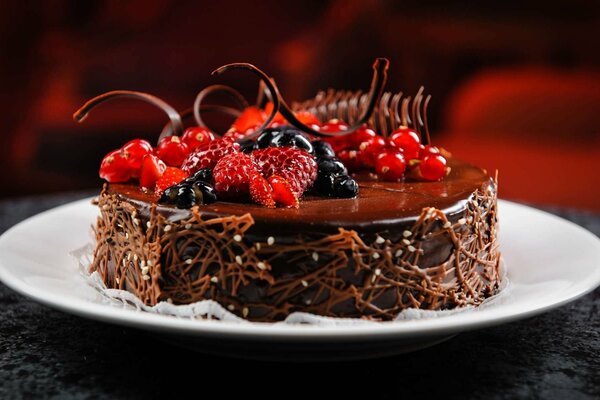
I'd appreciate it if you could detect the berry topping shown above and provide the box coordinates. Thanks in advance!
[320,119,350,152]
[264,102,286,126]
[175,184,196,209]
[256,127,313,154]
[419,144,440,160]
[213,152,257,196]
[317,156,348,176]
[232,106,265,134]
[191,180,217,204]
[249,173,275,208]
[155,167,188,196]
[251,147,317,197]
[332,176,359,198]
[358,135,386,168]
[376,150,407,181]
[268,175,299,208]
[336,149,362,172]
[160,172,217,207]
[186,168,213,184]
[139,154,167,190]
[311,140,335,158]
[294,111,321,127]
[348,125,377,148]
[238,138,257,154]
[99,149,134,183]
[181,137,240,175]
[121,139,153,174]
[419,154,447,181]
[389,128,421,161]
[181,127,215,150]
[155,136,189,167]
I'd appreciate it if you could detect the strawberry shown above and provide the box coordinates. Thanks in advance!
[213,152,257,197]
[156,136,189,167]
[121,139,153,175]
[181,127,215,150]
[232,106,265,134]
[99,149,134,183]
[181,137,240,175]
[268,175,298,208]
[251,147,317,197]
[264,102,286,127]
[139,154,167,190]
[154,167,188,196]
[294,110,321,127]
[249,173,275,208]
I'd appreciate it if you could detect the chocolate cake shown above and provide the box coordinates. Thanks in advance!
[79,58,501,322]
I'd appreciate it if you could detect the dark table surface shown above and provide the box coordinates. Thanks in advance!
[0,192,599,399]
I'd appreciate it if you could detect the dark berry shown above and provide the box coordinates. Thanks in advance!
[256,127,313,153]
[332,176,359,198]
[187,168,212,184]
[311,140,335,157]
[317,156,347,176]
[314,173,335,196]
[192,181,217,204]
[175,184,196,209]
[159,185,179,204]
[238,138,257,154]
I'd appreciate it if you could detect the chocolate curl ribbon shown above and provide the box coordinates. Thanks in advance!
[158,105,242,141]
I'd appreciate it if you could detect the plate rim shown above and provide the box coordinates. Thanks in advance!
[0,198,599,342]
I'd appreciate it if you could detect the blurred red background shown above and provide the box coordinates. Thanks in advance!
[1,0,599,211]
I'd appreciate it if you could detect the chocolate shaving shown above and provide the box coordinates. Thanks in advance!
[73,90,184,142]
[158,105,242,140]
[423,95,432,145]
[192,84,248,130]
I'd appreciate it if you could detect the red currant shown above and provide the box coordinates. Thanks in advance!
[348,125,377,148]
[99,149,134,183]
[181,127,215,150]
[419,145,440,160]
[121,139,153,176]
[232,106,265,134]
[358,135,386,167]
[420,154,447,181]
[155,136,189,167]
[389,128,421,160]
[375,150,406,181]
[320,119,350,152]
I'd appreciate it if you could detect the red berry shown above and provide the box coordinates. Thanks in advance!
[251,147,317,197]
[181,127,215,150]
[358,135,386,168]
[268,175,298,208]
[121,139,153,176]
[223,128,249,141]
[249,173,275,208]
[320,119,350,152]
[389,128,421,160]
[420,154,447,181]
[264,102,286,126]
[337,149,363,171]
[213,152,257,197]
[349,126,377,148]
[156,136,189,167]
[154,167,188,196]
[419,145,440,160]
[232,106,265,134]
[294,111,321,127]
[181,138,240,175]
[99,149,134,183]
[376,150,406,181]
[139,154,166,190]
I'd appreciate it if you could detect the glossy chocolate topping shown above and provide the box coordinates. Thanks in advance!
[109,157,490,234]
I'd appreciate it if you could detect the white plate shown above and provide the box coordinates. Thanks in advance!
[1,199,599,360]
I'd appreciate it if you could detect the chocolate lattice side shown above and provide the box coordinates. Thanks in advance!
[91,179,500,322]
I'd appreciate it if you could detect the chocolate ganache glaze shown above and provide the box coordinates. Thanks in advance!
[91,158,500,321]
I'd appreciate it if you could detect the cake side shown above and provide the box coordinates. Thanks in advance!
[90,176,500,321]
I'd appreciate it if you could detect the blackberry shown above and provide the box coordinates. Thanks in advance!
[311,140,335,158]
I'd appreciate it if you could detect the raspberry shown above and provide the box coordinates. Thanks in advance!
[249,173,275,208]
[181,137,239,175]
[213,152,257,197]
[268,175,298,208]
[251,147,317,197]
[154,167,188,196]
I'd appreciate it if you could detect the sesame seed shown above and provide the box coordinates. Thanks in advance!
[443,221,452,228]
[125,233,129,239]
[372,252,380,259]
[312,252,319,261]
[403,230,412,238]
[115,277,120,284]
[127,252,132,261]
[146,260,152,266]
[185,224,192,229]
[402,239,411,245]
[371,274,377,283]
[257,262,266,270]
[167,298,173,304]
[233,234,242,242]
[133,254,138,261]
[375,235,385,244]
[146,221,152,228]
[142,274,150,281]
[235,255,243,265]
[164,225,172,232]
[132,218,139,225]
[185,259,193,265]
[301,280,308,287]
[255,242,261,251]
[140,260,145,268]
[122,259,126,266]
[210,276,218,283]
[267,236,275,246]
[458,218,467,225]
[408,245,416,252]
[227,304,235,311]
[242,307,249,318]
[102,204,109,210]
[141,266,149,274]
[305,299,312,305]
[131,211,137,217]
[374,268,381,276]
[395,249,403,257]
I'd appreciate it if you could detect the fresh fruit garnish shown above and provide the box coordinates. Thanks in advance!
[256,127,313,154]
[419,154,447,181]
[231,106,265,134]
[213,152,257,196]
[389,127,421,161]
[264,102,286,126]
[155,167,188,196]
[156,136,189,167]
[238,138,257,154]
[159,173,217,207]
[139,154,167,190]
[185,168,213,184]
[320,119,350,152]
[249,173,275,208]
[251,147,317,197]
[358,135,386,168]
[99,149,134,183]
[181,127,215,150]
[268,175,298,208]
[419,144,440,160]
[294,111,321,127]
[317,156,348,176]
[376,150,407,181]
[348,126,377,148]
[332,176,359,198]
[191,180,217,205]
[181,137,240,174]
[310,140,335,158]
[336,149,362,171]
[121,139,153,175]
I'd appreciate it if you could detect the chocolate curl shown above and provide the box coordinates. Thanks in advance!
[192,84,249,128]
[212,63,281,139]
[401,96,411,127]
[159,105,242,140]
[411,86,424,135]
[423,94,432,145]
[73,90,184,143]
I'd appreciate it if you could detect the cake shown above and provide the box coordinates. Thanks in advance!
[77,58,501,322]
